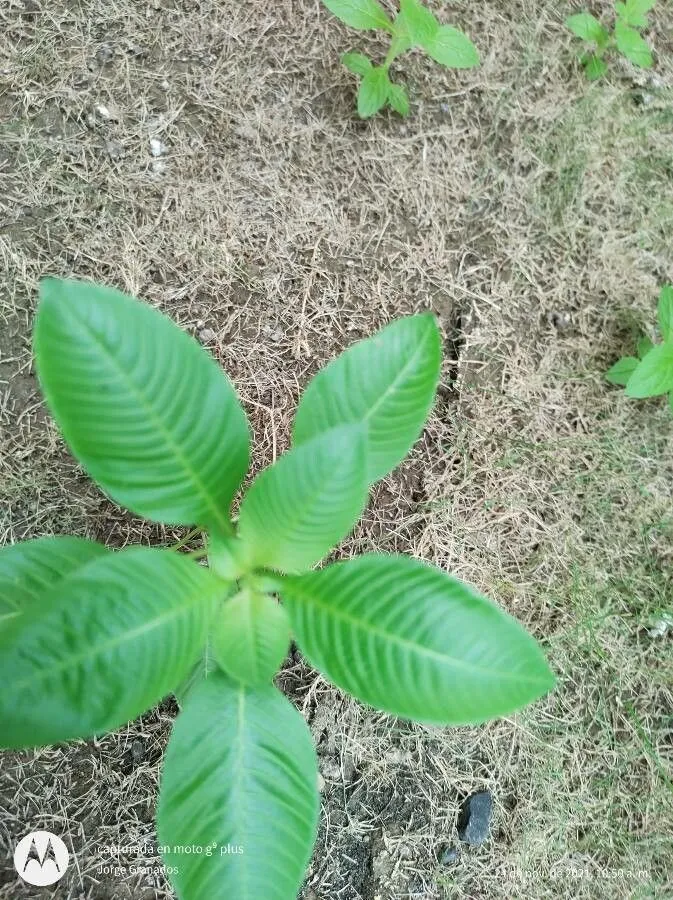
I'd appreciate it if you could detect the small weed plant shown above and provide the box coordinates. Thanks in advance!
[0,279,554,899]
[606,284,673,408]
[566,0,655,79]
[322,0,479,117]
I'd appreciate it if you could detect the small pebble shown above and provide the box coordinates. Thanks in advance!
[198,328,217,344]
[95,103,119,121]
[649,617,672,638]
[440,846,460,866]
[457,790,493,846]
[104,140,124,160]
[95,44,114,66]
[550,310,572,333]
[131,738,145,764]
[150,137,167,157]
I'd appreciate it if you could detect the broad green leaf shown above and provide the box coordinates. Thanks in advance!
[281,555,555,725]
[616,0,655,28]
[342,51,373,76]
[322,0,392,31]
[174,638,217,707]
[0,548,222,748]
[566,13,609,44]
[0,536,107,628]
[657,285,673,342]
[237,426,367,573]
[357,66,391,118]
[388,82,410,116]
[211,589,291,685]
[605,356,639,386]
[423,25,479,69]
[638,336,654,359]
[396,0,438,46]
[158,673,319,900]
[294,315,441,484]
[34,279,250,531]
[625,344,673,397]
[614,20,653,67]
[584,53,609,79]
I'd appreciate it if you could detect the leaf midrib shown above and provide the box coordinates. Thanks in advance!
[53,305,232,533]
[250,439,364,570]
[14,594,206,691]
[232,685,251,898]
[361,323,435,424]
[286,584,548,686]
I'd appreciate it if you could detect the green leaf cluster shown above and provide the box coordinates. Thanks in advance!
[566,1,655,79]
[324,0,479,118]
[0,278,554,900]
[606,285,673,409]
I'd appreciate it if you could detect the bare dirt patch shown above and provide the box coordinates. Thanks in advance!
[1,1,672,898]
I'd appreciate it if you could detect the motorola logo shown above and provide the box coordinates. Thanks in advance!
[13,830,69,886]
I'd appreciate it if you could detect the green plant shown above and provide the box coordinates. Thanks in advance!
[606,285,673,408]
[566,1,655,80]
[0,278,554,900]
[322,0,479,117]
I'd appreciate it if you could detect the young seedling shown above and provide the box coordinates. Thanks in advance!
[566,0,655,80]
[0,279,554,900]
[606,284,673,409]
[322,0,479,117]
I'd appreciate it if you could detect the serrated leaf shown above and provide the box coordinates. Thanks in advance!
[34,279,250,531]
[294,315,441,484]
[281,555,555,725]
[158,673,319,900]
[322,0,392,31]
[342,51,373,76]
[584,53,609,79]
[388,82,410,116]
[211,589,290,685]
[423,25,479,69]
[0,548,221,748]
[616,0,655,28]
[625,344,673,397]
[0,536,107,628]
[657,285,673,342]
[566,12,609,44]
[238,426,367,573]
[357,66,391,117]
[605,356,639,385]
[397,0,438,46]
[614,20,653,67]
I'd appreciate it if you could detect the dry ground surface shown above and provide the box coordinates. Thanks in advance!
[1,0,672,898]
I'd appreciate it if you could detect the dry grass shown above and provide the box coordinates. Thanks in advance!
[1,0,672,898]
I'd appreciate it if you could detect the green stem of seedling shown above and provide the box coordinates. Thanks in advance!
[384,44,403,69]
